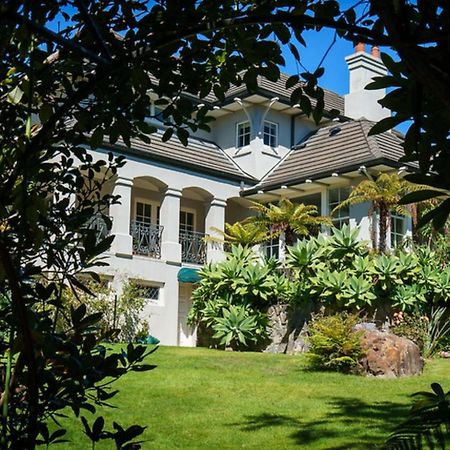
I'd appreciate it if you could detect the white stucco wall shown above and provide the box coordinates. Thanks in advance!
[88,147,243,345]
[212,105,318,179]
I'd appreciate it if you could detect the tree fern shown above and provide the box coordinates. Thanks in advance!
[384,383,450,449]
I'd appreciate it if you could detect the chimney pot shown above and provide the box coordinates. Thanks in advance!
[355,42,365,53]
[371,46,380,59]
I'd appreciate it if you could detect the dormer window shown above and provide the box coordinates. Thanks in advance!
[237,121,251,148]
[263,121,278,147]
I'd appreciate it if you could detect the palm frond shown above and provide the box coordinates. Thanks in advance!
[206,222,270,246]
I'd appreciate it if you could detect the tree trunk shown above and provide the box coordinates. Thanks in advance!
[285,228,295,247]
[379,206,389,253]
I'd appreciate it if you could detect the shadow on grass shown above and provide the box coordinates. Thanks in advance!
[235,397,409,449]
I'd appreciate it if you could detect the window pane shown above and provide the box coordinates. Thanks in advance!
[264,237,279,260]
[136,202,151,223]
[237,121,251,148]
[263,121,277,147]
[180,211,194,232]
[329,187,350,230]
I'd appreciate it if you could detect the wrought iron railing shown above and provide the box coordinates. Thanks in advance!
[130,220,163,258]
[180,230,207,264]
[87,214,111,242]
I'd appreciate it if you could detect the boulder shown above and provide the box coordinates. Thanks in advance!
[359,329,423,377]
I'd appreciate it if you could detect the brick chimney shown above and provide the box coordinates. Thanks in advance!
[344,43,389,121]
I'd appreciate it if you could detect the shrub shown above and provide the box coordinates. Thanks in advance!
[391,311,429,353]
[287,226,450,318]
[391,307,450,358]
[189,245,294,349]
[59,279,149,342]
[307,313,364,373]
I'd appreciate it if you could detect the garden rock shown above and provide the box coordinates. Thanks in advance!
[359,329,423,377]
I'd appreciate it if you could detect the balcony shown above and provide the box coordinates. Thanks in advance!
[180,230,207,265]
[130,220,164,258]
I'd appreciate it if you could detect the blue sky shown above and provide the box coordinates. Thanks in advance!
[52,3,394,102]
[282,29,355,96]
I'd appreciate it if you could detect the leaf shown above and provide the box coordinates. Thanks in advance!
[289,43,301,61]
[417,198,450,229]
[39,103,53,123]
[399,190,446,205]
[290,87,303,105]
[286,74,299,90]
[90,127,104,149]
[7,85,23,104]
[176,128,189,147]
[368,115,406,136]
[314,67,325,78]
[162,128,173,142]
[273,23,291,44]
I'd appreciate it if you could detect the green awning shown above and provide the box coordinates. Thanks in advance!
[177,267,201,283]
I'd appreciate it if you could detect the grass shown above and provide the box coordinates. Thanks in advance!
[58,346,450,449]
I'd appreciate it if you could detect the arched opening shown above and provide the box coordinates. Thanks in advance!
[131,176,168,258]
[179,186,214,265]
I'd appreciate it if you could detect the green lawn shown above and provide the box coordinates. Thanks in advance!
[59,346,450,449]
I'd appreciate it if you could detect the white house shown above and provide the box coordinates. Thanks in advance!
[88,44,414,346]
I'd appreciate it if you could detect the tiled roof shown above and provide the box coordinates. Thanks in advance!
[108,131,255,182]
[250,119,410,191]
[205,73,345,115]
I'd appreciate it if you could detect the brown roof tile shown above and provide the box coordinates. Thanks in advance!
[205,73,344,115]
[108,131,255,182]
[248,119,410,192]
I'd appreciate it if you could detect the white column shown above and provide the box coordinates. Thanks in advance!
[205,198,227,263]
[279,232,286,260]
[160,187,182,263]
[320,188,329,235]
[110,176,133,257]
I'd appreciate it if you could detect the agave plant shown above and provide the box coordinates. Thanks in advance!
[212,305,268,349]
[286,238,326,276]
[392,285,427,312]
[342,275,377,308]
[372,254,401,292]
[328,224,368,262]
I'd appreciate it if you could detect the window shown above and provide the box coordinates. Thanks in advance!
[263,121,278,147]
[136,201,152,224]
[264,237,280,260]
[236,121,251,148]
[180,210,195,233]
[329,187,350,229]
[391,214,405,248]
[135,284,161,304]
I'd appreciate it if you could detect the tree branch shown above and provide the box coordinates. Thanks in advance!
[73,0,112,61]
[0,241,39,447]
[1,9,111,66]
